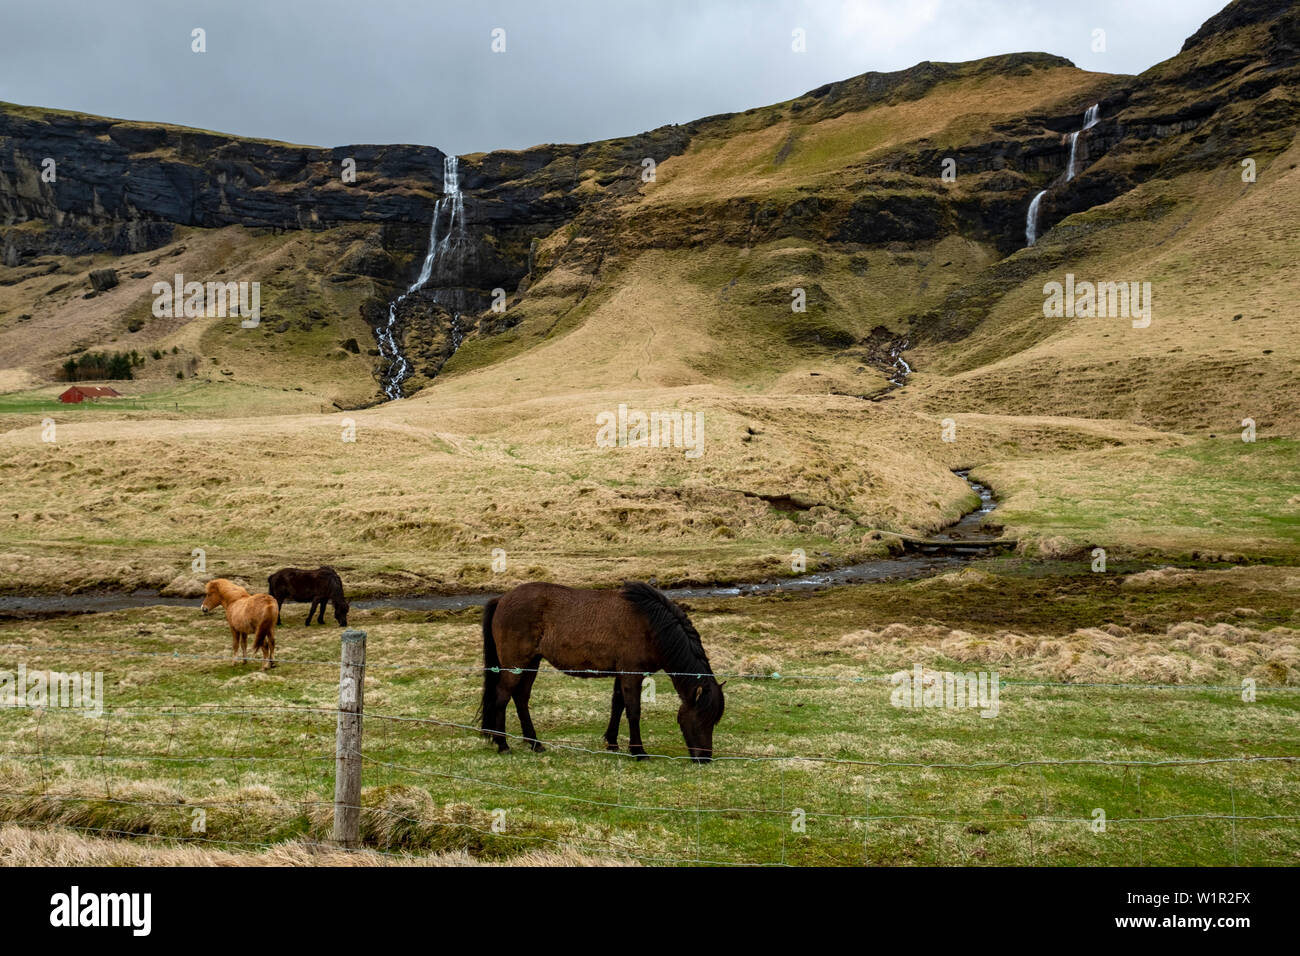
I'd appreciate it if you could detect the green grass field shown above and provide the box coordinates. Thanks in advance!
[979,438,1300,562]
[3,565,1296,865]
[0,379,336,422]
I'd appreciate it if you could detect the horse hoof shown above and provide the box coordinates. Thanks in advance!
[530,741,545,753]
[634,753,648,762]
[497,745,511,754]
[605,742,620,752]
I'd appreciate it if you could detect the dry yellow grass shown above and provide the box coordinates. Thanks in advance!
[912,133,1300,437]
[0,45,1294,593]
[0,378,1190,594]
[0,824,628,866]
[835,616,1300,686]
[643,66,1113,203]
[0,224,383,408]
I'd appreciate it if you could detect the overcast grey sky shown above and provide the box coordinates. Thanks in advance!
[0,0,1227,155]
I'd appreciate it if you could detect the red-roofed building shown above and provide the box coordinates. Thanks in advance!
[58,385,122,404]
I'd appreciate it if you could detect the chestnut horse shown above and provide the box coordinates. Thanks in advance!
[480,582,725,762]
[200,579,278,670]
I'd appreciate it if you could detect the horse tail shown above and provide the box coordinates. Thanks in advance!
[252,615,268,652]
[253,597,276,654]
[479,598,501,733]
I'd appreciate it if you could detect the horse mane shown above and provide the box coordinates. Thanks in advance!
[327,568,347,607]
[620,582,723,724]
[213,578,250,602]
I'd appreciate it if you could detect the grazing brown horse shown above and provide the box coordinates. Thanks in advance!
[480,581,725,762]
[200,579,278,670]
[268,566,349,626]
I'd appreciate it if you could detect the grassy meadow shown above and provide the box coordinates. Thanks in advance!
[1,565,1297,865]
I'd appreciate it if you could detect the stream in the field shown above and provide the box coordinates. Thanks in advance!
[0,473,1005,619]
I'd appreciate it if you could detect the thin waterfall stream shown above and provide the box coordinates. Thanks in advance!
[377,155,469,400]
[1025,103,1100,247]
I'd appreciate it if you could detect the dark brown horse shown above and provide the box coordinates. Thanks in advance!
[267,566,349,627]
[479,581,725,762]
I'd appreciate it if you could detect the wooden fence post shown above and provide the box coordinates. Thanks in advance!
[333,628,366,848]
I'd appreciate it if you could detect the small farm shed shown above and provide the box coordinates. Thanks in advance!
[58,385,122,404]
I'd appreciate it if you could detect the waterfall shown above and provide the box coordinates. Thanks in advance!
[1065,132,1081,180]
[1065,105,1098,181]
[1067,102,1101,180]
[888,339,912,387]
[377,154,468,400]
[1025,190,1047,246]
[1026,103,1101,247]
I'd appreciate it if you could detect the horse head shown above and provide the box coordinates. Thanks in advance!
[676,678,726,763]
[200,579,227,613]
[334,598,351,627]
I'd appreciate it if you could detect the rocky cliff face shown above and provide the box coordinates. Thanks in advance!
[1024,0,1300,241]
[897,0,1300,351]
[0,114,437,240]
[0,105,686,280]
[0,100,693,393]
[1,0,1295,397]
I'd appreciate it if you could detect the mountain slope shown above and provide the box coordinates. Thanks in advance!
[0,0,1296,595]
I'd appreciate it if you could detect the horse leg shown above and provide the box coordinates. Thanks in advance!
[511,662,544,752]
[316,599,327,625]
[230,627,240,666]
[240,633,249,663]
[305,599,317,626]
[604,680,625,751]
[620,674,647,759]
[491,671,521,753]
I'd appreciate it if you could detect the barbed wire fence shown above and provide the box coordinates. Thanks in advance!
[10,638,1300,691]
[1,630,1299,865]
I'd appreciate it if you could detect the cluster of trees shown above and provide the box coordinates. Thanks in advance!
[60,350,145,382]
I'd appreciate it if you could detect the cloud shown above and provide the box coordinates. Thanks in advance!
[834,0,942,45]
[0,0,1229,154]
